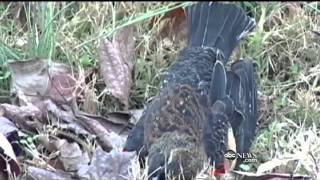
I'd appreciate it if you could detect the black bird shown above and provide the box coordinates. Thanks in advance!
[124,2,257,179]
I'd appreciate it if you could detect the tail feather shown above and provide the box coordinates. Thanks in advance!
[226,71,241,109]
[186,2,256,62]
[209,60,227,105]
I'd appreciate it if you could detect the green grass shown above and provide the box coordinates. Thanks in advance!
[0,2,319,179]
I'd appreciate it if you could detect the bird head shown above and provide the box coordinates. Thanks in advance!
[147,132,203,180]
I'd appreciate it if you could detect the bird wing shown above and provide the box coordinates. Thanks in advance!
[228,59,258,159]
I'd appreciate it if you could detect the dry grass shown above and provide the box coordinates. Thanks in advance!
[0,2,319,179]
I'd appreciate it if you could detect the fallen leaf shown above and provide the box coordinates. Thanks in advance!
[99,26,135,109]
[98,110,144,148]
[44,99,75,123]
[77,147,136,180]
[156,7,187,42]
[0,133,20,178]
[256,158,293,174]
[104,112,131,125]
[0,117,19,136]
[49,123,91,140]
[128,109,144,124]
[84,114,131,138]
[75,111,143,150]
[107,131,127,151]
[75,114,113,152]
[23,166,74,180]
[0,117,24,157]
[43,99,94,139]
[224,170,311,180]
[49,72,80,105]
[36,134,91,172]
[8,58,82,107]
[148,6,187,49]
[56,139,90,172]
[106,108,144,125]
[282,2,302,21]
[0,103,42,133]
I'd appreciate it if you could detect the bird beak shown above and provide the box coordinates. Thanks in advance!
[225,126,237,172]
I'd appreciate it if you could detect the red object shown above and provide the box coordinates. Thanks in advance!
[148,7,186,27]
[208,162,226,176]
[214,168,226,175]
[208,168,225,176]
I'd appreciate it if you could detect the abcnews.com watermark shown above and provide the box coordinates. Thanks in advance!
[224,149,258,163]
[203,150,258,177]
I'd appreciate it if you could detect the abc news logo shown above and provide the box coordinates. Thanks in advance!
[224,150,257,162]
[224,150,237,160]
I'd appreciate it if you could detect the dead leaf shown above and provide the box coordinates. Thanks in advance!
[84,114,131,138]
[282,2,302,21]
[23,166,74,180]
[95,109,144,146]
[256,158,294,174]
[9,58,82,107]
[36,135,91,172]
[0,103,42,133]
[77,147,136,180]
[106,108,144,125]
[75,110,144,150]
[128,109,144,124]
[95,109,144,138]
[43,99,93,138]
[44,99,75,123]
[107,131,127,151]
[0,133,20,178]
[105,112,131,125]
[149,7,187,44]
[75,114,113,152]
[0,117,24,157]
[0,117,19,136]
[56,139,90,172]
[224,170,311,180]
[44,98,138,152]
[99,26,135,109]
[49,72,80,105]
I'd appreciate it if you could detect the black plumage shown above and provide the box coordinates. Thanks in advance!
[226,58,258,168]
[124,2,257,179]
[144,62,233,179]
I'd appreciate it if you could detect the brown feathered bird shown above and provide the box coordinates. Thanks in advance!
[124,2,257,179]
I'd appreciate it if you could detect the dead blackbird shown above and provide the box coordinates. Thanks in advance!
[124,2,257,179]
[145,80,235,179]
